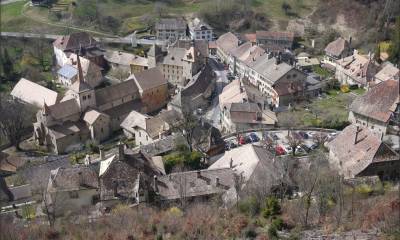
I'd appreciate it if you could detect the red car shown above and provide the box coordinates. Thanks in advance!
[275,145,286,156]
[238,135,246,145]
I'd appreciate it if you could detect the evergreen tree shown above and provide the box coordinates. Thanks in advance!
[2,49,14,81]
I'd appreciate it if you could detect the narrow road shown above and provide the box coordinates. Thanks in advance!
[0,0,23,5]
[204,56,230,129]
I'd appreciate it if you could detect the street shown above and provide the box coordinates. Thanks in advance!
[204,56,230,129]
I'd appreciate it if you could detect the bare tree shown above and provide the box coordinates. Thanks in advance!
[287,132,303,156]
[0,96,33,150]
[233,172,244,208]
[170,112,199,153]
[278,112,301,136]
[110,68,130,82]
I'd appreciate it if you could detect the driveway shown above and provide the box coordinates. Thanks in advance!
[204,56,230,128]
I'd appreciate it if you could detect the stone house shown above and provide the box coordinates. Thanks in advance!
[57,53,103,88]
[191,120,225,157]
[147,43,204,87]
[53,32,106,68]
[322,37,351,68]
[335,50,378,88]
[188,18,213,41]
[104,50,149,74]
[99,143,165,207]
[128,67,168,112]
[168,64,216,114]
[255,31,294,52]
[45,166,99,216]
[216,32,240,64]
[120,109,181,146]
[349,79,399,135]
[247,55,307,108]
[326,124,399,180]
[155,18,187,41]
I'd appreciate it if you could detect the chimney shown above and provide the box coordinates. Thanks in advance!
[215,177,220,187]
[230,158,233,168]
[118,141,124,161]
[99,149,105,160]
[153,175,158,192]
[197,170,201,178]
[355,125,361,144]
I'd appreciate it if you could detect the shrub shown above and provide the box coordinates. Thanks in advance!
[243,226,257,239]
[340,84,350,93]
[268,224,278,239]
[271,218,284,231]
[262,196,281,219]
[356,184,373,196]
[238,197,260,216]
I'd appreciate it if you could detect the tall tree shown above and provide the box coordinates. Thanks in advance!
[388,16,400,64]
[2,49,14,81]
[0,96,32,150]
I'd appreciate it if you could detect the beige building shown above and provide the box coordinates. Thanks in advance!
[255,31,294,52]
[322,37,351,68]
[147,43,204,87]
[247,55,306,108]
[216,32,240,64]
[155,18,187,41]
[228,41,265,77]
[104,50,149,74]
[11,78,60,108]
[373,61,399,84]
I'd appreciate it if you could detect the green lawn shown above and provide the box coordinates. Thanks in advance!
[278,90,356,129]
[1,0,319,35]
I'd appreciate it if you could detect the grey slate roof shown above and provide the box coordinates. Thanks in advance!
[229,102,260,112]
[129,67,167,91]
[48,98,80,120]
[251,56,293,84]
[350,79,399,123]
[156,168,235,201]
[48,166,99,193]
[95,80,139,106]
[324,37,349,58]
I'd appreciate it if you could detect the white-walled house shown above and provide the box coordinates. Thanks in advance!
[188,18,213,41]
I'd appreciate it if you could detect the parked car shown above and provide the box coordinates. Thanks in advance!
[310,143,319,150]
[275,145,286,155]
[245,135,253,144]
[299,131,309,139]
[225,141,237,150]
[271,133,279,141]
[249,133,260,142]
[228,76,235,81]
[301,144,311,153]
[238,136,246,145]
[295,146,306,154]
[284,146,293,155]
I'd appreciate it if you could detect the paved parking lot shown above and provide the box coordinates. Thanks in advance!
[224,130,337,156]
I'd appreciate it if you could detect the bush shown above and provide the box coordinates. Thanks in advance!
[271,218,284,231]
[238,197,261,216]
[243,226,257,239]
[268,224,278,239]
[340,84,350,93]
[262,196,281,219]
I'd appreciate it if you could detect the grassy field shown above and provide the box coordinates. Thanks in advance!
[1,0,319,35]
[278,89,358,129]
